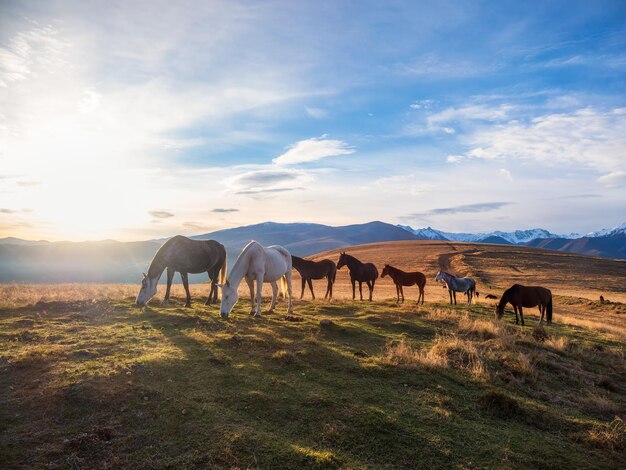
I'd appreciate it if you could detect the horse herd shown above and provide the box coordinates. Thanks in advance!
[136,236,553,325]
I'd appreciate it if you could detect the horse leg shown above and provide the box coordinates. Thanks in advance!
[285,271,293,314]
[359,282,363,301]
[324,276,331,300]
[180,272,191,308]
[307,279,315,300]
[539,305,545,323]
[370,279,375,301]
[519,306,525,326]
[395,284,400,303]
[453,290,457,305]
[205,271,215,305]
[513,306,519,324]
[351,278,356,300]
[268,282,277,314]
[162,268,174,306]
[254,275,263,317]
[400,285,405,303]
[246,276,255,315]
[300,278,306,299]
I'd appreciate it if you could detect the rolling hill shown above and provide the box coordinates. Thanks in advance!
[0,221,418,283]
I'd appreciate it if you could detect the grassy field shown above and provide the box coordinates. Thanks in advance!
[1,241,625,469]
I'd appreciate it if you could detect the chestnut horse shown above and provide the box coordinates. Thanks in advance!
[337,252,378,301]
[291,255,337,300]
[496,284,553,326]
[381,264,426,304]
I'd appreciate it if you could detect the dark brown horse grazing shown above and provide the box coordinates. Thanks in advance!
[136,235,227,308]
[337,252,378,301]
[291,255,337,300]
[381,264,426,304]
[496,284,552,326]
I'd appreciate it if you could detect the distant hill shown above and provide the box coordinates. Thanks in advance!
[191,221,418,257]
[398,222,626,260]
[0,221,418,283]
[527,233,626,260]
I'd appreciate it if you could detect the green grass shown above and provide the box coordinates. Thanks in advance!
[0,296,624,469]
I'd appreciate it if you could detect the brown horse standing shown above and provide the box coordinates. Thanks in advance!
[291,255,337,300]
[337,252,378,301]
[496,284,553,326]
[381,264,426,304]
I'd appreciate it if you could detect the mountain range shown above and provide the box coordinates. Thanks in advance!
[0,220,624,283]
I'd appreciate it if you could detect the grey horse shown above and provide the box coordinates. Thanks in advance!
[435,270,478,305]
[136,235,226,308]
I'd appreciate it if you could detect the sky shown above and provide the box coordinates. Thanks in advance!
[1,0,625,241]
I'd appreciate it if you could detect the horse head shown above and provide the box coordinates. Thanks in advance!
[381,264,390,278]
[434,271,444,282]
[337,252,347,270]
[495,303,505,319]
[218,279,238,319]
[136,272,158,307]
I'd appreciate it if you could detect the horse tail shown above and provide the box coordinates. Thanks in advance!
[546,296,553,324]
[219,250,227,285]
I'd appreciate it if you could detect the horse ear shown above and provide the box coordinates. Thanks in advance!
[143,272,147,279]
[226,279,230,288]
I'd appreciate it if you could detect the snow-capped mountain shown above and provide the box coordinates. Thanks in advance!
[395,225,448,240]
[398,226,581,244]
[584,222,626,238]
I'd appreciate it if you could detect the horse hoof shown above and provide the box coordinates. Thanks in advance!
[160,301,169,307]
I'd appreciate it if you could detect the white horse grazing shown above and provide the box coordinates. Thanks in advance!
[435,270,478,305]
[219,241,293,318]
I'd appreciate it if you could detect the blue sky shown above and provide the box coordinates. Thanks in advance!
[1,0,625,240]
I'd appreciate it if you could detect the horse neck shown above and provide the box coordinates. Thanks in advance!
[345,255,363,271]
[497,292,509,309]
[291,256,304,269]
[147,252,167,281]
[228,247,252,288]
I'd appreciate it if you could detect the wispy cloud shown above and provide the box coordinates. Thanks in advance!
[229,169,303,188]
[305,107,327,119]
[211,208,239,213]
[149,210,174,219]
[272,136,354,165]
[409,202,513,217]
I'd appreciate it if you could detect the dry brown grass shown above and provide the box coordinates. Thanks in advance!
[582,417,626,450]
[382,335,490,380]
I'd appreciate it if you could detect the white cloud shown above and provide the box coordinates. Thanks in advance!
[428,104,515,125]
[305,106,327,119]
[409,99,434,110]
[461,107,626,172]
[499,168,513,181]
[446,155,463,164]
[272,136,354,165]
[598,170,626,187]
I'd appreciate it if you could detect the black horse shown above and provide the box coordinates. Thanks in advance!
[136,235,226,307]
[337,252,378,301]
[291,255,337,300]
